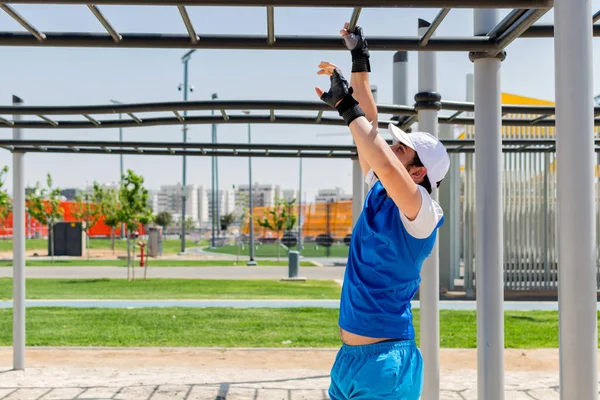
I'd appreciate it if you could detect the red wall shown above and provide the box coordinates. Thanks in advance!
[0,201,146,238]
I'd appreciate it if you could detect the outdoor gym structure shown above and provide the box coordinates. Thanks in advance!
[1,1,597,399]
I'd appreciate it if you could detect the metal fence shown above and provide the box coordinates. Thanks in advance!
[460,115,600,292]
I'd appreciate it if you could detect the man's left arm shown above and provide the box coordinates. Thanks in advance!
[316,67,422,220]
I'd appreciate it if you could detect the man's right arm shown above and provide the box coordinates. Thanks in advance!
[341,23,377,176]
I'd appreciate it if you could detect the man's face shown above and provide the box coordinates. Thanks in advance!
[390,142,427,184]
[390,142,417,168]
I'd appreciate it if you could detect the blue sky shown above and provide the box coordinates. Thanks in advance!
[0,4,599,200]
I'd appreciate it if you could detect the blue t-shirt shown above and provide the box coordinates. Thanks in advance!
[338,179,444,339]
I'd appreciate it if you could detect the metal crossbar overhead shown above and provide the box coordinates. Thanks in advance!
[0,99,594,129]
[3,2,598,400]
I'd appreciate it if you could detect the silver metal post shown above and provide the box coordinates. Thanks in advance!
[554,0,598,398]
[12,95,25,370]
[473,9,505,400]
[110,99,125,239]
[298,158,303,253]
[417,20,439,400]
[180,49,195,253]
[210,93,217,249]
[246,113,257,266]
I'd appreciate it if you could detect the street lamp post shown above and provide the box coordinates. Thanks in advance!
[298,158,302,255]
[110,99,125,239]
[243,111,257,266]
[179,49,196,254]
[210,93,218,249]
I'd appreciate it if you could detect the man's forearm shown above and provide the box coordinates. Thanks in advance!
[348,116,421,217]
[350,72,377,124]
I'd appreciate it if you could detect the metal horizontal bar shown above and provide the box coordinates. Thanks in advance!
[348,8,362,32]
[0,117,14,126]
[83,114,101,126]
[0,32,498,52]
[177,5,199,43]
[487,8,527,39]
[266,6,275,45]
[0,4,46,41]
[5,113,600,130]
[2,0,554,8]
[37,115,58,126]
[524,24,600,38]
[419,8,450,47]
[594,10,600,24]
[2,139,595,158]
[441,100,595,116]
[494,8,550,52]
[446,110,463,122]
[0,115,395,129]
[0,139,359,151]
[0,100,416,116]
[11,147,356,158]
[127,113,142,123]
[88,5,122,43]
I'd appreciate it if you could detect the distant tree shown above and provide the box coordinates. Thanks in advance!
[25,174,64,263]
[71,183,103,258]
[118,170,153,281]
[0,166,12,238]
[185,216,195,232]
[220,212,236,233]
[255,197,297,261]
[154,211,173,231]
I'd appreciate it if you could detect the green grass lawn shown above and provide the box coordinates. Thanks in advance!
[205,243,350,258]
[0,259,316,267]
[0,278,341,300]
[0,239,207,254]
[0,308,577,348]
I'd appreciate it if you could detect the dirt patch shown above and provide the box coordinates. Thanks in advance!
[0,348,573,372]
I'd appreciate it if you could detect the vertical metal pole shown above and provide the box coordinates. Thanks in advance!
[210,110,216,249]
[119,113,124,239]
[247,120,257,266]
[543,153,550,290]
[473,9,505,400]
[464,74,475,297]
[438,124,454,292]
[417,20,439,400]
[298,158,303,254]
[554,0,598,398]
[12,95,25,370]
[393,51,409,114]
[181,57,189,253]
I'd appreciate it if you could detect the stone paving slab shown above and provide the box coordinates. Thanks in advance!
[0,368,592,400]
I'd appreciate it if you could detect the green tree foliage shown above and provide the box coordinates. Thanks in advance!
[154,211,173,230]
[118,170,153,281]
[71,183,104,258]
[255,197,297,261]
[25,174,64,263]
[0,166,12,237]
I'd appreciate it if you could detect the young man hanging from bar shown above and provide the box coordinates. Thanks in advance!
[314,23,450,400]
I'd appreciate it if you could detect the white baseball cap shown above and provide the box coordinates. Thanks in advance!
[388,123,450,190]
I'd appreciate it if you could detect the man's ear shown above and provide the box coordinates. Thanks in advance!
[409,166,427,182]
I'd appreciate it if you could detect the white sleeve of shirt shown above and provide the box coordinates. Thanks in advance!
[365,169,443,239]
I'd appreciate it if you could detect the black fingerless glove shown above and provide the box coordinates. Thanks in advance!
[342,26,371,73]
[319,69,365,126]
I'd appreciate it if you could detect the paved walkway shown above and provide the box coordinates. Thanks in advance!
[0,348,585,400]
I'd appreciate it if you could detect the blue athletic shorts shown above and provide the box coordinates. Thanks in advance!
[328,339,423,400]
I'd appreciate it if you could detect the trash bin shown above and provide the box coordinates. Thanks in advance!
[147,226,163,257]
[288,250,299,278]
